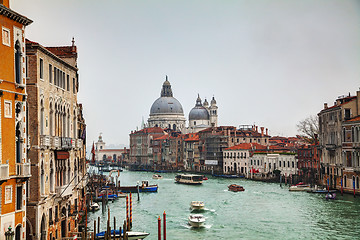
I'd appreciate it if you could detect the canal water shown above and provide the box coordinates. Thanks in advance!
[87,170,360,240]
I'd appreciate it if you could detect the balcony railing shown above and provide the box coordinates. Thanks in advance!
[0,164,10,181]
[61,137,72,149]
[16,162,31,178]
[40,135,51,148]
[56,184,74,197]
[325,144,336,151]
[76,139,83,149]
[51,136,61,149]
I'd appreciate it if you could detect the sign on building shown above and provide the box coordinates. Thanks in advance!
[205,160,218,165]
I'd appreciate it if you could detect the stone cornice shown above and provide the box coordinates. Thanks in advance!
[0,4,33,26]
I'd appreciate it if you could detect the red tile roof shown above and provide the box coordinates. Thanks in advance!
[346,116,360,122]
[224,143,266,151]
[45,46,77,57]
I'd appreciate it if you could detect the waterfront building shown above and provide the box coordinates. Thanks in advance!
[0,1,32,239]
[223,143,266,176]
[318,90,360,192]
[129,127,166,169]
[25,39,87,239]
[94,134,129,166]
[183,133,201,171]
[250,152,297,179]
[296,138,320,185]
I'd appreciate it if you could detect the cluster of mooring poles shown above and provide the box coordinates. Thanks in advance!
[157,211,167,240]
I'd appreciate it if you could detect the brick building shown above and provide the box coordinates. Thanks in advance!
[0,1,32,239]
[25,39,87,239]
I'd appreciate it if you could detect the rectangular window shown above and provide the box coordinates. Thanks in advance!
[67,75,70,91]
[63,72,65,89]
[345,109,351,120]
[26,56,28,78]
[16,185,22,210]
[4,100,12,118]
[5,185,12,204]
[73,78,76,93]
[2,27,10,46]
[54,67,57,85]
[39,58,43,79]
[49,64,52,83]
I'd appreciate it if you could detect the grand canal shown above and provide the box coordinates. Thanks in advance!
[87,170,360,239]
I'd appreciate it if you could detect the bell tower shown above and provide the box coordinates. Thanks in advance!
[209,96,218,127]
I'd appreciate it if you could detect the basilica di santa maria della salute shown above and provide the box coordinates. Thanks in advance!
[147,76,218,133]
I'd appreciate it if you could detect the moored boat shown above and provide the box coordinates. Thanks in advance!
[89,202,100,211]
[188,214,206,228]
[228,184,245,192]
[190,201,205,210]
[325,192,336,200]
[289,183,311,192]
[96,230,149,239]
[118,181,158,193]
[175,174,203,185]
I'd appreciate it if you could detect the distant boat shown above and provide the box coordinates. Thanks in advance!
[213,174,241,178]
[190,201,205,210]
[228,184,245,192]
[152,174,163,179]
[96,229,149,239]
[175,174,203,185]
[188,214,206,228]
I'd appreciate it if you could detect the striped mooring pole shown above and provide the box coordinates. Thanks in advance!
[130,192,133,229]
[126,194,129,230]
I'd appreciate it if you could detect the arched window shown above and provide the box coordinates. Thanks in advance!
[73,111,77,138]
[15,41,22,84]
[50,160,54,193]
[67,160,70,184]
[67,109,70,137]
[344,175,347,188]
[16,122,21,163]
[15,224,22,240]
[40,100,44,135]
[173,124,176,131]
[41,161,45,195]
[49,103,53,136]
[103,155,106,161]
[113,154,117,161]
[343,128,346,142]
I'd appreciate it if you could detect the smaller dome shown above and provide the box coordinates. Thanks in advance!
[203,98,209,108]
[189,95,209,120]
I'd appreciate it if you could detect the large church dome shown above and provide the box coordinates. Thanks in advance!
[148,77,186,132]
[149,78,184,116]
[189,95,209,120]
[150,97,184,115]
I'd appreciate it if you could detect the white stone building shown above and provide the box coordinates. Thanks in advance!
[250,153,297,177]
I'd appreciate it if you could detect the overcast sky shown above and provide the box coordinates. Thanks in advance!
[12,0,360,147]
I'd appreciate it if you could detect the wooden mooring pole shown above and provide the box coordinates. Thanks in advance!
[158,216,161,240]
[163,211,166,240]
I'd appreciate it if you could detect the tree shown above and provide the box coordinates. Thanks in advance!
[296,115,319,143]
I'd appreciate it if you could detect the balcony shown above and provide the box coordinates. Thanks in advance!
[0,164,10,182]
[56,184,74,198]
[72,139,76,149]
[325,144,336,151]
[61,137,72,149]
[51,136,61,149]
[40,135,50,148]
[76,139,83,149]
[15,162,31,178]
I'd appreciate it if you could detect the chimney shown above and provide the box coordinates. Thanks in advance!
[266,128,268,135]
[324,103,328,109]
[260,127,264,136]
[71,37,76,53]
[255,126,258,132]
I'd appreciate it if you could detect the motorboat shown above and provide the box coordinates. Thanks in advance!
[190,201,205,210]
[96,230,149,239]
[118,181,158,193]
[325,192,336,200]
[289,184,311,192]
[188,214,206,228]
[228,184,245,192]
[89,202,100,211]
[202,175,208,180]
[175,174,203,185]
[152,174,163,179]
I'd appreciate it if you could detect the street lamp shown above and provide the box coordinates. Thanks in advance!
[5,227,14,240]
